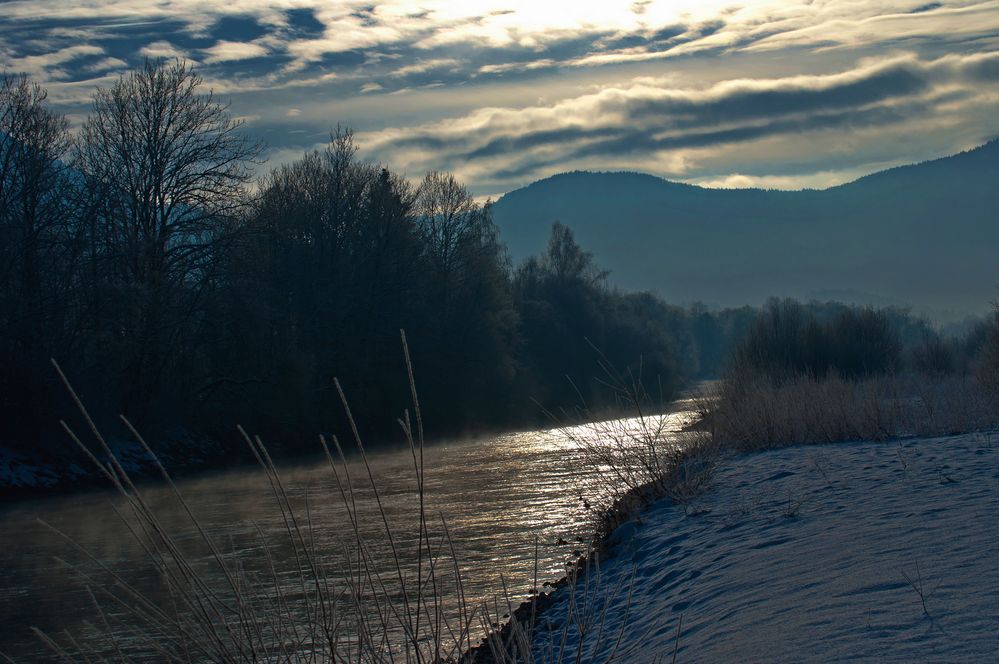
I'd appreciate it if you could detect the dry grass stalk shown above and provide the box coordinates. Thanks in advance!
[38,333,478,663]
[710,370,999,451]
[30,336,679,664]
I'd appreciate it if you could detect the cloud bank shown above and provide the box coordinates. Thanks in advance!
[1,1,997,194]
[357,50,999,192]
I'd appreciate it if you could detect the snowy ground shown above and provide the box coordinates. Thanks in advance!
[0,430,222,496]
[533,433,999,663]
[0,448,66,489]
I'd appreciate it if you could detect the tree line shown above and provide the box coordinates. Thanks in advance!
[1,61,759,464]
[5,61,989,468]
[728,297,994,386]
[710,298,999,449]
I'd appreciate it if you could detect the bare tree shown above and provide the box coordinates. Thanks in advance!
[416,170,480,277]
[0,74,73,321]
[542,221,608,285]
[0,74,77,439]
[255,126,371,287]
[978,302,999,394]
[74,59,261,407]
[414,168,493,331]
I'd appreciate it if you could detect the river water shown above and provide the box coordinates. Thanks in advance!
[0,401,696,661]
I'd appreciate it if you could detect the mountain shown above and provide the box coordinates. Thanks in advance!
[491,140,999,321]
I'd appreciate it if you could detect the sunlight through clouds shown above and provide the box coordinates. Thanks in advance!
[1,0,997,193]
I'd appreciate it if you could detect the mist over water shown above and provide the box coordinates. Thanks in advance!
[0,403,696,660]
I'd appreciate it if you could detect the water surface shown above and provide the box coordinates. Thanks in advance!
[0,402,695,660]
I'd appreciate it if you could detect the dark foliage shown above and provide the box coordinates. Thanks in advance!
[730,298,902,383]
[0,75,80,450]
[727,297,993,387]
[1,65,763,472]
[9,63,992,480]
[977,305,999,393]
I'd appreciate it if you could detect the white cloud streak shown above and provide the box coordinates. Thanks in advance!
[356,51,999,191]
[203,40,268,63]
[139,40,189,60]
[5,1,998,82]
[3,1,999,193]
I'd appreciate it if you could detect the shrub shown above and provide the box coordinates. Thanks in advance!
[713,299,999,450]
[711,371,999,451]
[729,299,900,385]
[977,305,999,394]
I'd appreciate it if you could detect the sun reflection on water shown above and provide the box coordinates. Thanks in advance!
[0,400,698,659]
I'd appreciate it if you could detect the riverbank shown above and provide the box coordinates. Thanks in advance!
[522,431,999,661]
[464,407,716,662]
[0,429,229,503]
[0,396,683,504]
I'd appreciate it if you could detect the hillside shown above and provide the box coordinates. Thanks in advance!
[492,141,999,320]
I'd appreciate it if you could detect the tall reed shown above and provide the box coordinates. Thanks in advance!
[24,334,679,664]
[36,333,476,663]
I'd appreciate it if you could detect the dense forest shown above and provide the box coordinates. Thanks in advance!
[0,61,989,473]
[0,61,758,467]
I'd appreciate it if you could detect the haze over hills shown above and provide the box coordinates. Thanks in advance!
[492,140,999,322]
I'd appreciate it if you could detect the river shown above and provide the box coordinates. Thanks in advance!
[0,400,696,661]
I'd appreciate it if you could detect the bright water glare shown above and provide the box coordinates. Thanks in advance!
[0,401,696,660]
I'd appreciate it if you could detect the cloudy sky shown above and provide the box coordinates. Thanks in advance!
[3,0,999,197]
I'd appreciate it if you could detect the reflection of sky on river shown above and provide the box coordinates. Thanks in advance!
[0,403,696,659]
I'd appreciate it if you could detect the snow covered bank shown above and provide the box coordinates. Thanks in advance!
[0,430,225,500]
[533,432,999,662]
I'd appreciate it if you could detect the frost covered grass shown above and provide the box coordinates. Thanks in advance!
[706,299,999,451]
[708,372,999,451]
[541,352,718,511]
[461,364,718,663]
[465,430,715,663]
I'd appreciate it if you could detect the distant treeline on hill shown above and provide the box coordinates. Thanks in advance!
[490,140,999,319]
[710,298,999,449]
[0,62,991,469]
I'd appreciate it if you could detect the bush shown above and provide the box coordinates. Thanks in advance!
[710,373,998,450]
[909,334,957,376]
[730,299,900,385]
[977,305,999,393]
[713,299,999,450]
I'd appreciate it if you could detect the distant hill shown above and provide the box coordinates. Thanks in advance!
[492,140,999,321]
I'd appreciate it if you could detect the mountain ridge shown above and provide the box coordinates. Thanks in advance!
[501,138,999,197]
[492,140,999,321]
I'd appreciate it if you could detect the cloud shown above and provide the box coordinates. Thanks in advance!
[7,1,998,92]
[83,56,128,73]
[392,58,460,77]
[743,1,999,54]
[3,44,106,80]
[140,41,188,60]
[357,50,999,191]
[4,1,999,194]
[692,172,860,190]
[202,40,268,63]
